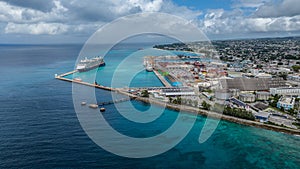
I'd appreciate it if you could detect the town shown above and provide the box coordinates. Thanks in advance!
[135,37,300,130]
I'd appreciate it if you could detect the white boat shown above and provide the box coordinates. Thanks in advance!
[89,104,98,109]
[76,56,105,72]
[146,65,153,72]
[144,59,153,72]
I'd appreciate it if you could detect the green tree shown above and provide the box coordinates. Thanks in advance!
[141,90,149,97]
[292,65,300,72]
[201,101,211,110]
[288,108,297,115]
[278,73,288,80]
[223,106,255,121]
[169,97,173,103]
[172,96,182,105]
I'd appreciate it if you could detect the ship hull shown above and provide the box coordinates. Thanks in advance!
[77,62,105,72]
[146,67,153,72]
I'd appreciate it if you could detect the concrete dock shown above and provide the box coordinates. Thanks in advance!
[56,69,172,91]
[55,70,116,92]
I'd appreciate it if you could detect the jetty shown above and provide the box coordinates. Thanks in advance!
[55,70,116,92]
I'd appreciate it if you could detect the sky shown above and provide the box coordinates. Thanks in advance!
[0,0,299,44]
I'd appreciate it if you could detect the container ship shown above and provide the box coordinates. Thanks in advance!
[76,56,105,72]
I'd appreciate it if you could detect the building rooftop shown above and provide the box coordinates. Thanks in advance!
[240,93,255,97]
[256,91,270,94]
[254,102,269,110]
[220,77,287,91]
[279,97,295,104]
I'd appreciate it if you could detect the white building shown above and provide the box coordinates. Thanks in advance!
[161,88,195,96]
[255,73,272,78]
[270,87,300,96]
[277,97,295,110]
[250,69,260,76]
[239,93,256,102]
[256,92,270,100]
[288,75,300,82]
[215,90,232,100]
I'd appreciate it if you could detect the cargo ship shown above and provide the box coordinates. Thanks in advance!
[76,56,105,72]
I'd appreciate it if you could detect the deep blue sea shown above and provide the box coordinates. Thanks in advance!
[0,44,299,169]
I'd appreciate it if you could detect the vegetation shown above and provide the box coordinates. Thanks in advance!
[287,108,297,116]
[292,122,300,129]
[201,101,211,110]
[203,89,213,93]
[173,96,182,104]
[257,64,263,69]
[141,90,149,98]
[223,106,255,121]
[269,94,280,108]
[292,65,300,72]
[278,73,288,80]
[169,96,182,105]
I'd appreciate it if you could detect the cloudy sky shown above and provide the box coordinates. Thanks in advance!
[0,0,299,44]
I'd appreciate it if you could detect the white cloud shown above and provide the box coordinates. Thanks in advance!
[0,0,299,41]
[255,0,300,17]
[200,8,300,36]
[0,1,68,23]
[231,0,271,8]
[0,0,202,36]
[5,22,69,35]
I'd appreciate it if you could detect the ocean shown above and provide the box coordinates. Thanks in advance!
[0,44,299,168]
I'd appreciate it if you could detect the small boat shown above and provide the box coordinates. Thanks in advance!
[100,107,106,112]
[89,104,98,109]
[81,102,87,106]
[73,77,82,82]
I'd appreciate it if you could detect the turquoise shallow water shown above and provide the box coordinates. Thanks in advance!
[0,44,299,168]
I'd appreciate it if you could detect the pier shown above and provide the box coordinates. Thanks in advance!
[153,69,172,87]
[55,70,77,77]
[55,70,173,92]
[55,70,116,92]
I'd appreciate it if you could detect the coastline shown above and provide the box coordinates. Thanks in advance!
[55,71,300,136]
[153,47,204,56]
[128,92,300,136]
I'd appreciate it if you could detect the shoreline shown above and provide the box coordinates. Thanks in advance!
[55,71,300,136]
[153,47,204,56]
[129,92,300,136]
